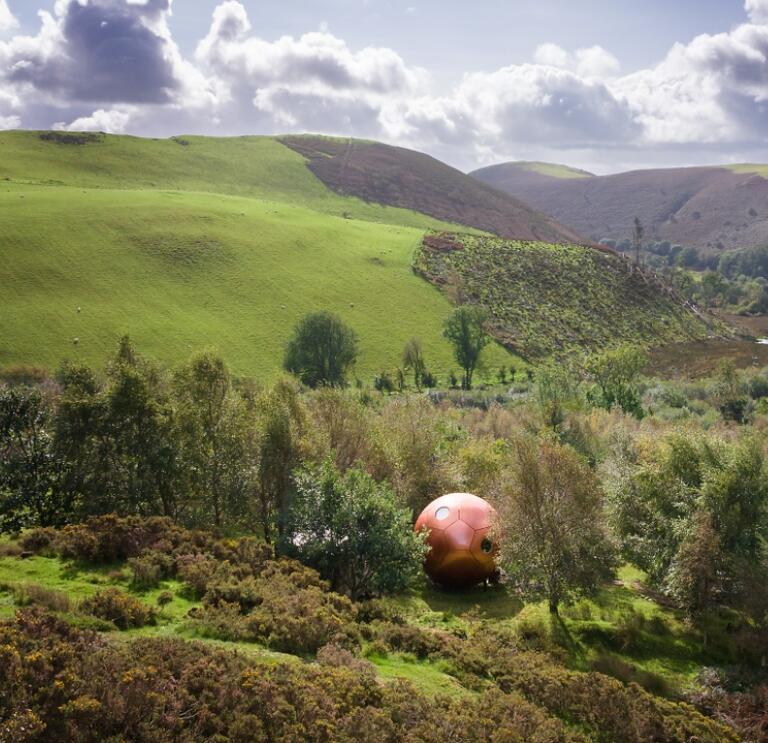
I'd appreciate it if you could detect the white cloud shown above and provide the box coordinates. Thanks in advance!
[1,0,768,171]
[746,0,768,24]
[53,107,133,133]
[0,0,17,34]
[534,43,620,80]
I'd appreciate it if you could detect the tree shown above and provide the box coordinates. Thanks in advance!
[284,311,358,388]
[632,216,644,266]
[255,377,306,541]
[498,437,617,614]
[585,346,647,418]
[443,306,490,390]
[282,460,426,599]
[173,352,250,528]
[402,338,426,390]
[607,432,768,618]
[0,386,64,531]
[101,336,180,518]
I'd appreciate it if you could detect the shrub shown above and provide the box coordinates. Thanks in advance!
[19,528,57,554]
[128,550,174,591]
[156,591,173,608]
[14,583,70,613]
[282,461,426,599]
[79,588,155,629]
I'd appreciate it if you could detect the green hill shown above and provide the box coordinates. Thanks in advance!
[0,130,719,378]
[0,131,513,379]
[414,233,720,360]
[510,161,595,179]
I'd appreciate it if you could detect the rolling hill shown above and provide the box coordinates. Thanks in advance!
[281,136,584,244]
[415,233,720,360]
[0,130,720,379]
[472,161,768,253]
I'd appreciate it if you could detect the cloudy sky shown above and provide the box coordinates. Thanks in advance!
[1,0,767,173]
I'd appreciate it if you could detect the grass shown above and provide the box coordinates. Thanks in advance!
[368,653,472,698]
[724,163,768,178]
[514,161,595,179]
[0,181,512,379]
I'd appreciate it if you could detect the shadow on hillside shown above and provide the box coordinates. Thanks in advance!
[418,581,524,620]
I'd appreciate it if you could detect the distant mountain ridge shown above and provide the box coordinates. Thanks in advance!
[471,161,768,253]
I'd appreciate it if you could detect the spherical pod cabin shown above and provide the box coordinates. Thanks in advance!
[414,493,498,588]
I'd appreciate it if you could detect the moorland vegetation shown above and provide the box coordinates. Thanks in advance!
[2,337,768,740]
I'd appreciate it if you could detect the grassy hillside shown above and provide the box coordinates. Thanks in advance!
[510,161,594,179]
[726,163,768,177]
[0,181,512,379]
[0,131,518,379]
[472,160,768,253]
[415,233,719,359]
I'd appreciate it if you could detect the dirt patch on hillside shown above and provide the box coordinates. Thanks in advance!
[281,136,583,244]
[646,338,768,378]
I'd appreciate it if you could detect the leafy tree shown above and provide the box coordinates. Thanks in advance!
[714,360,749,424]
[173,352,250,528]
[442,306,490,390]
[101,337,180,518]
[586,346,647,418]
[402,338,426,390]
[535,363,581,431]
[284,311,358,388]
[0,386,64,531]
[255,377,306,541]
[282,460,426,599]
[607,432,768,618]
[498,437,617,614]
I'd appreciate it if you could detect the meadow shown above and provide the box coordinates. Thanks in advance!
[0,131,512,379]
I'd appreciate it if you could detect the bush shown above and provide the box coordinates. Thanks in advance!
[80,588,155,629]
[14,583,70,613]
[192,560,357,655]
[128,550,174,591]
[156,591,173,608]
[282,461,426,599]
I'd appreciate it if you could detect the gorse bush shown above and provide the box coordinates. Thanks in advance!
[0,607,737,743]
[80,588,156,630]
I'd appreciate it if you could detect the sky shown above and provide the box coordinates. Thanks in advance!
[0,0,767,173]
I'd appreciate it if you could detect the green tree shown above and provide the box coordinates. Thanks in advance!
[256,377,306,541]
[402,338,426,391]
[607,433,768,618]
[0,386,65,531]
[499,437,617,614]
[101,336,180,518]
[283,460,426,599]
[173,352,250,528]
[284,311,358,388]
[443,306,490,390]
[585,346,647,418]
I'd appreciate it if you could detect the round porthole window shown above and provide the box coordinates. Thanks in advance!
[435,506,450,520]
[481,538,493,554]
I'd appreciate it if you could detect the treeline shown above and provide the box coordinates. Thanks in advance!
[603,239,768,314]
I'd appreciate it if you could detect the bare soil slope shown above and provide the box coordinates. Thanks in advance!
[472,162,768,253]
[281,136,584,244]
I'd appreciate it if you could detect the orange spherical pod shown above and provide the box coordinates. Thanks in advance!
[414,493,498,588]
